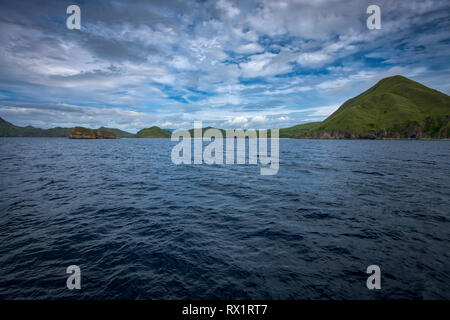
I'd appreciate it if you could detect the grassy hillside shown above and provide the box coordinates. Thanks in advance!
[279,122,321,138]
[136,126,171,138]
[98,126,135,138]
[281,75,450,139]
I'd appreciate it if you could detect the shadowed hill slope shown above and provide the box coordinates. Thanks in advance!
[280,75,450,139]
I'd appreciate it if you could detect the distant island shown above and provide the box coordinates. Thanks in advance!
[68,127,118,139]
[0,76,449,139]
[0,118,171,138]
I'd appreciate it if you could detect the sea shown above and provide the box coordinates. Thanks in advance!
[0,138,449,299]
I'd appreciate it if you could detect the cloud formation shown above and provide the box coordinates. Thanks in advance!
[0,0,449,132]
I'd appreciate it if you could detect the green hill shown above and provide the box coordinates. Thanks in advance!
[279,122,321,138]
[98,126,135,138]
[0,117,72,137]
[281,75,450,139]
[0,117,134,138]
[136,126,171,138]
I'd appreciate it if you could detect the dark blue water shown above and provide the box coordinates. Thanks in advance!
[0,138,449,299]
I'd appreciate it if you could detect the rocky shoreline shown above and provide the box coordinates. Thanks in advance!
[68,127,118,139]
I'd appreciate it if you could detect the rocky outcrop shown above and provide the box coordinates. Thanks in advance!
[68,127,118,139]
[297,115,450,140]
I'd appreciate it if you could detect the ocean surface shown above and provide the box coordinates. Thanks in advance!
[0,138,449,299]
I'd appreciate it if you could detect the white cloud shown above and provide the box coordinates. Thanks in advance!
[217,0,240,19]
[251,115,268,124]
[300,105,340,117]
[1,0,448,131]
[316,78,350,90]
[232,28,259,42]
[161,121,173,128]
[277,116,292,122]
[240,52,293,78]
[296,52,331,66]
[298,86,313,92]
[224,116,248,127]
[171,56,192,70]
[235,43,264,54]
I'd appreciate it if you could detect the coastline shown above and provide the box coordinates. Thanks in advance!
[1,136,449,140]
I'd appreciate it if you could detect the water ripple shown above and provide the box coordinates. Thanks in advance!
[0,138,449,299]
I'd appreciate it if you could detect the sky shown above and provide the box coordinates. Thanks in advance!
[0,0,449,133]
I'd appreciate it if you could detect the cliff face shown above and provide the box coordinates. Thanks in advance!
[68,127,118,139]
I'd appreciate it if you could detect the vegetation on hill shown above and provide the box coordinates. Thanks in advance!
[98,126,135,138]
[279,122,321,138]
[69,127,117,139]
[0,118,134,138]
[136,126,171,138]
[0,117,72,137]
[279,75,450,139]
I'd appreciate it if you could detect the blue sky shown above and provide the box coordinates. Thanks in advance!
[0,0,449,132]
